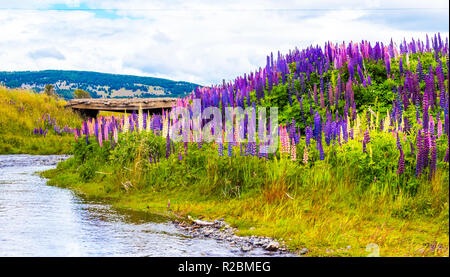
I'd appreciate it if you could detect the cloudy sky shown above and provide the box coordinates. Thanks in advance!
[0,0,448,86]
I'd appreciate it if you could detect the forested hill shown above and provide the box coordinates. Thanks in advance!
[0,70,199,99]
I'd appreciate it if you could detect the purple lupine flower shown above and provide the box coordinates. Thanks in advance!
[325,120,332,146]
[218,143,224,157]
[363,140,367,154]
[227,143,233,157]
[166,132,171,159]
[399,57,403,75]
[318,140,325,160]
[313,111,322,141]
[396,132,401,150]
[305,126,312,147]
[84,121,89,145]
[423,131,430,169]
[364,130,370,144]
[251,142,257,156]
[417,58,424,81]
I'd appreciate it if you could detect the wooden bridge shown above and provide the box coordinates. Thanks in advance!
[65,98,178,117]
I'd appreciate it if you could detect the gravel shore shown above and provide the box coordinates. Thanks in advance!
[172,216,306,256]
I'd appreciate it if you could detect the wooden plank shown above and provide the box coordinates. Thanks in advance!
[65,97,177,112]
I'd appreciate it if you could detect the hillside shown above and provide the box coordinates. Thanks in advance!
[0,70,199,99]
[0,86,83,154]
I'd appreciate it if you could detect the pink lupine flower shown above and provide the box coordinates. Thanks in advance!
[291,139,297,161]
[302,146,309,164]
[98,126,103,147]
[437,117,443,138]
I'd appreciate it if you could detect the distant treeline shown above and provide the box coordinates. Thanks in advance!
[0,70,199,99]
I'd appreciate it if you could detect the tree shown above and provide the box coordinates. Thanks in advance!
[44,84,55,96]
[73,89,91,99]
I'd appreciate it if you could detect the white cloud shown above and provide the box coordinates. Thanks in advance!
[0,0,448,86]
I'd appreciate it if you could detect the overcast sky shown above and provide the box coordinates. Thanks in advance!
[0,0,448,86]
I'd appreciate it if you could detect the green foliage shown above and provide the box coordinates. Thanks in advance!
[44,84,55,96]
[73,89,91,99]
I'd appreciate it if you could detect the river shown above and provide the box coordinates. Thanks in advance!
[0,155,287,257]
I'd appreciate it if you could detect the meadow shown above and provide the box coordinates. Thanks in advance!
[42,34,449,256]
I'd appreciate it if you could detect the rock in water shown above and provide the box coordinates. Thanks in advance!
[299,248,309,255]
[265,241,280,251]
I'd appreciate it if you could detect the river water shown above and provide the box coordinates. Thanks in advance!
[0,155,286,257]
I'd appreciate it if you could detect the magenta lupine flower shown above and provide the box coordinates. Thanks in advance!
[416,131,423,177]
[98,125,103,147]
[319,85,325,109]
[423,90,429,130]
[429,115,435,135]
[437,116,443,138]
[397,148,405,175]
[313,84,318,105]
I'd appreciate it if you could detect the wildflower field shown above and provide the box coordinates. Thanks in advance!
[42,34,448,256]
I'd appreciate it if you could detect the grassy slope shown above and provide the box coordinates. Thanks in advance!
[0,86,82,154]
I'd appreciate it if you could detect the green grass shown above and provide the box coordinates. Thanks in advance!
[0,86,82,154]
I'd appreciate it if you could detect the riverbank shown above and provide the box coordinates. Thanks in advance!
[41,138,449,257]
[0,87,82,154]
